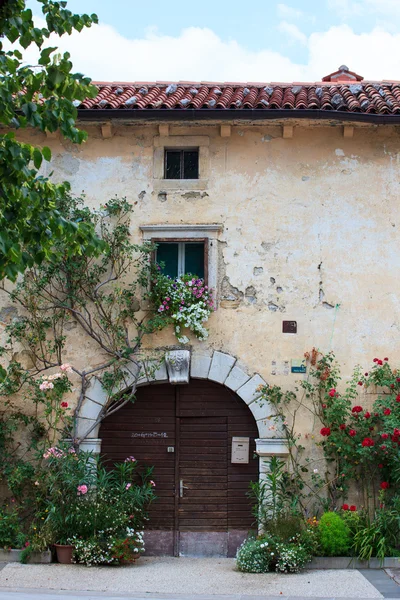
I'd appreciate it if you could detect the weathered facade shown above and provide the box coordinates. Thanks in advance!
[3,66,400,555]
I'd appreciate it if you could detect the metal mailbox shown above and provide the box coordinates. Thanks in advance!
[231,437,250,464]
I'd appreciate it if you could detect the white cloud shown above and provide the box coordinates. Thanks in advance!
[277,21,308,45]
[327,0,364,18]
[277,3,303,19]
[328,0,400,18]
[6,18,400,83]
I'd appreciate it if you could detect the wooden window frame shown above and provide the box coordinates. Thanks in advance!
[164,148,199,180]
[151,238,209,284]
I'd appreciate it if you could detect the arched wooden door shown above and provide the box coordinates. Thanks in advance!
[99,379,259,557]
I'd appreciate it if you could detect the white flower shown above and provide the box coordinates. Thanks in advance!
[313,468,319,473]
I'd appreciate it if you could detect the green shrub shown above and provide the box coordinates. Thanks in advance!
[0,505,26,549]
[265,515,303,542]
[236,537,276,573]
[275,543,310,573]
[318,512,350,556]
[353,495,400,560]
[236,534,312,574]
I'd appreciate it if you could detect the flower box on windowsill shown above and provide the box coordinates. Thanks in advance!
[309,556,399,569]
[0,548,52,563]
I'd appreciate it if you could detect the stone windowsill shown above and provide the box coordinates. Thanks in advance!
[153,179,208,192]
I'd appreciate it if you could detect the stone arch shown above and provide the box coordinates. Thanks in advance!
[76,350,289,463]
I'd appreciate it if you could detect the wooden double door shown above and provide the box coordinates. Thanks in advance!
[100,380,259,556]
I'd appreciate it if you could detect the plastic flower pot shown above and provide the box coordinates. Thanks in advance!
[54,544,74,564]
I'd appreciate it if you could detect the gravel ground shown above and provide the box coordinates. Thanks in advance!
[0,558,383,598]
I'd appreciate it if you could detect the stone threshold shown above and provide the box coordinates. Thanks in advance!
[0,549,51,564]
[309,556,399,569]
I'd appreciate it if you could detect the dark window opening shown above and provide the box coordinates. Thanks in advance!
[165,149,199,179]
[155,241,205,279]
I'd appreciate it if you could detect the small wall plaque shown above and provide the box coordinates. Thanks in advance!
[291,359,306,374]
[283,320,297,333]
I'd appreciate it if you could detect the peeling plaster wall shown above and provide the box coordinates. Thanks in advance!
[4,121,400,396]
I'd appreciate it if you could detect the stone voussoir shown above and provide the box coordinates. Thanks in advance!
[208,351,236,384]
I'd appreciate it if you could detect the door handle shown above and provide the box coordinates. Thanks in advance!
[179,479,189,497]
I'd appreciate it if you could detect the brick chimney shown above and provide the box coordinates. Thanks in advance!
[322,65,363,82]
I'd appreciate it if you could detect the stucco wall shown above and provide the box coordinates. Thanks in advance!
[13,121,398,384]
[2,121,400,404]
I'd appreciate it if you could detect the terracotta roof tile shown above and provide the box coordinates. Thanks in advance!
[77,80,400,116]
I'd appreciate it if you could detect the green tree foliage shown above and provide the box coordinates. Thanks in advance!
[0,0,101,281]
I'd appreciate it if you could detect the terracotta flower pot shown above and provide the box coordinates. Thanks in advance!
[54,544,74,564]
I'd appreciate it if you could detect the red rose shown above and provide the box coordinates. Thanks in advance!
[320,427,331,437]
[339,424,346,430]
[394,428,400,436]
[358,381,363,386]
[328,389,336,398]
[365,372,369,376]
[397,378,400,382]
[381,445,387,450]
[350,505,357,511]
[381,433,389,440]
[341,504,349,511]
[369,427,374,431]
[378,464,384,468]
[392,435,399,443]
[378,360,383,365]
[322,404,327,409]
[390,384,395,389]
[396,395,400,403]
[383,408,391,416]
[349,429,357,437]
[361,437,374,447]
[380,482,389,489]
[352,406,363,413]
[384,357,389,361]
[61,402,68,408]
[373,358,378,363]
[364,412,371,419]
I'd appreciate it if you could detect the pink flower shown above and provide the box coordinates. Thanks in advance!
[39,380,54,391]
[43,447,64,459]
[126,483,132,490]
[150,480,156,487]
[125,456,136,462]
[77,484,88,496]
[60,363,73,373]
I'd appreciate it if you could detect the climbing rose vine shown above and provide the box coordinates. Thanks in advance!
[255,350,400,514]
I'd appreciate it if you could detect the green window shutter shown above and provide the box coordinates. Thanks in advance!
[184,243,204,278]
[156,243,179,278]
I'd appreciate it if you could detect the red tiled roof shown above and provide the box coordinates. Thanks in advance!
[78,80,400,116]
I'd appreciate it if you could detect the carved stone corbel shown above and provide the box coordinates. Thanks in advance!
[165,350,191,384]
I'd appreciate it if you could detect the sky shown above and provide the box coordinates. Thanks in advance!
[25,0,400,82]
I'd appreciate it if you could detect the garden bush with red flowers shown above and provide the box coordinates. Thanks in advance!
[255,350,400,559]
